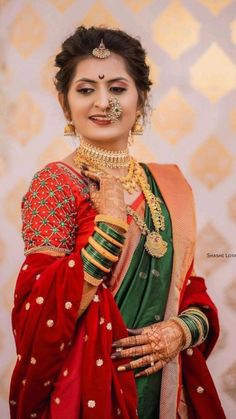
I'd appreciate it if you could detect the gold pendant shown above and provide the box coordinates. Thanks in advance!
[144,232,168,258]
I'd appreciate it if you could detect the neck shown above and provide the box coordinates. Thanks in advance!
[81,136,128,152]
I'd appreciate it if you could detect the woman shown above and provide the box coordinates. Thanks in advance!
[10,26,226,419]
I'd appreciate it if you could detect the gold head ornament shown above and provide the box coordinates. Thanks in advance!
[92,39,111,59]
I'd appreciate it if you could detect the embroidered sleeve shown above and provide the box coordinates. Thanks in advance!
[22,166,77,255]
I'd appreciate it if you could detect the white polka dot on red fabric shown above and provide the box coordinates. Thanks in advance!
[88,400,96,408]
[36,296,44,304]
[44,381,51,387]
[99,317,105,325]
[54,397,60,405]
[46,319,54,327]
[25,302,30,311]
[68,259,75,268]
[22,264,28,271]
[65,301,72,309]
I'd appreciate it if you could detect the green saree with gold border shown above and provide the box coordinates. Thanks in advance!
[115,164,174,419]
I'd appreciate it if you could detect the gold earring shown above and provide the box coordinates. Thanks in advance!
[131,112,143,135]
[128,130,134,146]
[64,120,76,136]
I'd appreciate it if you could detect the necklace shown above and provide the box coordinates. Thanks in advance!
[73,144,168,257]
[127,206,168,258]
[74,140,130,169]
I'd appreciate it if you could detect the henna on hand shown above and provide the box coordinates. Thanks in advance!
[111,319,185,378]
[81,168,126,221]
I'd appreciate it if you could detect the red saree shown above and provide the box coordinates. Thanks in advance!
[10,163,137,418]
[10,161,225,419]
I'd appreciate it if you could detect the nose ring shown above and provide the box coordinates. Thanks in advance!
[106,97,122,123]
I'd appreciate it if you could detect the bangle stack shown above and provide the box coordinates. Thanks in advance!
[170,316,192,350]
[179,307,209,347]
[81,218,126,284]
[171,306,209,350]
[95,215,129,233]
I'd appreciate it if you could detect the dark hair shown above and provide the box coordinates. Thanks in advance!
[54,26,152,113]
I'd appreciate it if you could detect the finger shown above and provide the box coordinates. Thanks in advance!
[127,328,143,336]
[112,334,149,348]
[117,353,159,372]
[81,169,100,183]
[135,360,167,378]
[111,343,152,359]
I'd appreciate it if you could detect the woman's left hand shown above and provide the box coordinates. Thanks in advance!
[111,319,185,378]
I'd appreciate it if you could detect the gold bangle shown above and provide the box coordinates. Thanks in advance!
[88,236,119,262]
[81,248,111,273]
[84,271,103,287]
[170,316,192,350]
[95,215,129,233]
[95,226,124,249]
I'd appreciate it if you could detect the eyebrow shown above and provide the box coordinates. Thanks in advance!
[74,77,129,84]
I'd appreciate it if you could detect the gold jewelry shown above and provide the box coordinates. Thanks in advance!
[64,121,76,136]
[131,112,143,135]
[74,139,130,169]
[94,226,124,249]
[128,130,134,146]
[88,236,119,262]
[106,97,122,123]
[81,248,111,273]
[92,39,111,59]
[127,206,168,258]
[84,272,103,287]
[95,215,129,233]
[170,316,192,350]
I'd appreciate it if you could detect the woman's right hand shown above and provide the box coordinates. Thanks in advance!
[81,166,127,222]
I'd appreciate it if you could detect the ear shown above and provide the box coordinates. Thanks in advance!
[58,93,71,120]
[137,92,147,115]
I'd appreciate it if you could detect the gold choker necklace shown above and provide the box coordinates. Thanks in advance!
[74,140,130,169]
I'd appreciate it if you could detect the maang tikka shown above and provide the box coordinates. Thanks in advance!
[92,39,111,59]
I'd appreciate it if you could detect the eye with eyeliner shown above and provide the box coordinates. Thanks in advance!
[76,87,94,95]
[110,86,127,94]
[76,86,127,95]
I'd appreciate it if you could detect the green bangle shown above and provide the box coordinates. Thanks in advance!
[181,309,209,340]
[190,313,209,339]
[83,263,104,279]
[179,315,200,345]
[82,255,104,279]
[98,222,125,244]
[93,232,121,256]
[85,244,113,269]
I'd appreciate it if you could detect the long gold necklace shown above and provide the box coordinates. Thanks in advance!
[73,143,168,258]
[127,206,168,258]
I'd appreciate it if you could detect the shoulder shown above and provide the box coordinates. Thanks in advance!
[145,162,193,191]
[24,162,90,203]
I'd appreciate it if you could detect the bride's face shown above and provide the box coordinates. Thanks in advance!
[65,53,139,149]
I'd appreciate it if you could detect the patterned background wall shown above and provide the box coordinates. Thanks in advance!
[1,0,236,417]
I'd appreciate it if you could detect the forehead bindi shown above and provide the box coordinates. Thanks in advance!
[72,54,133,83]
